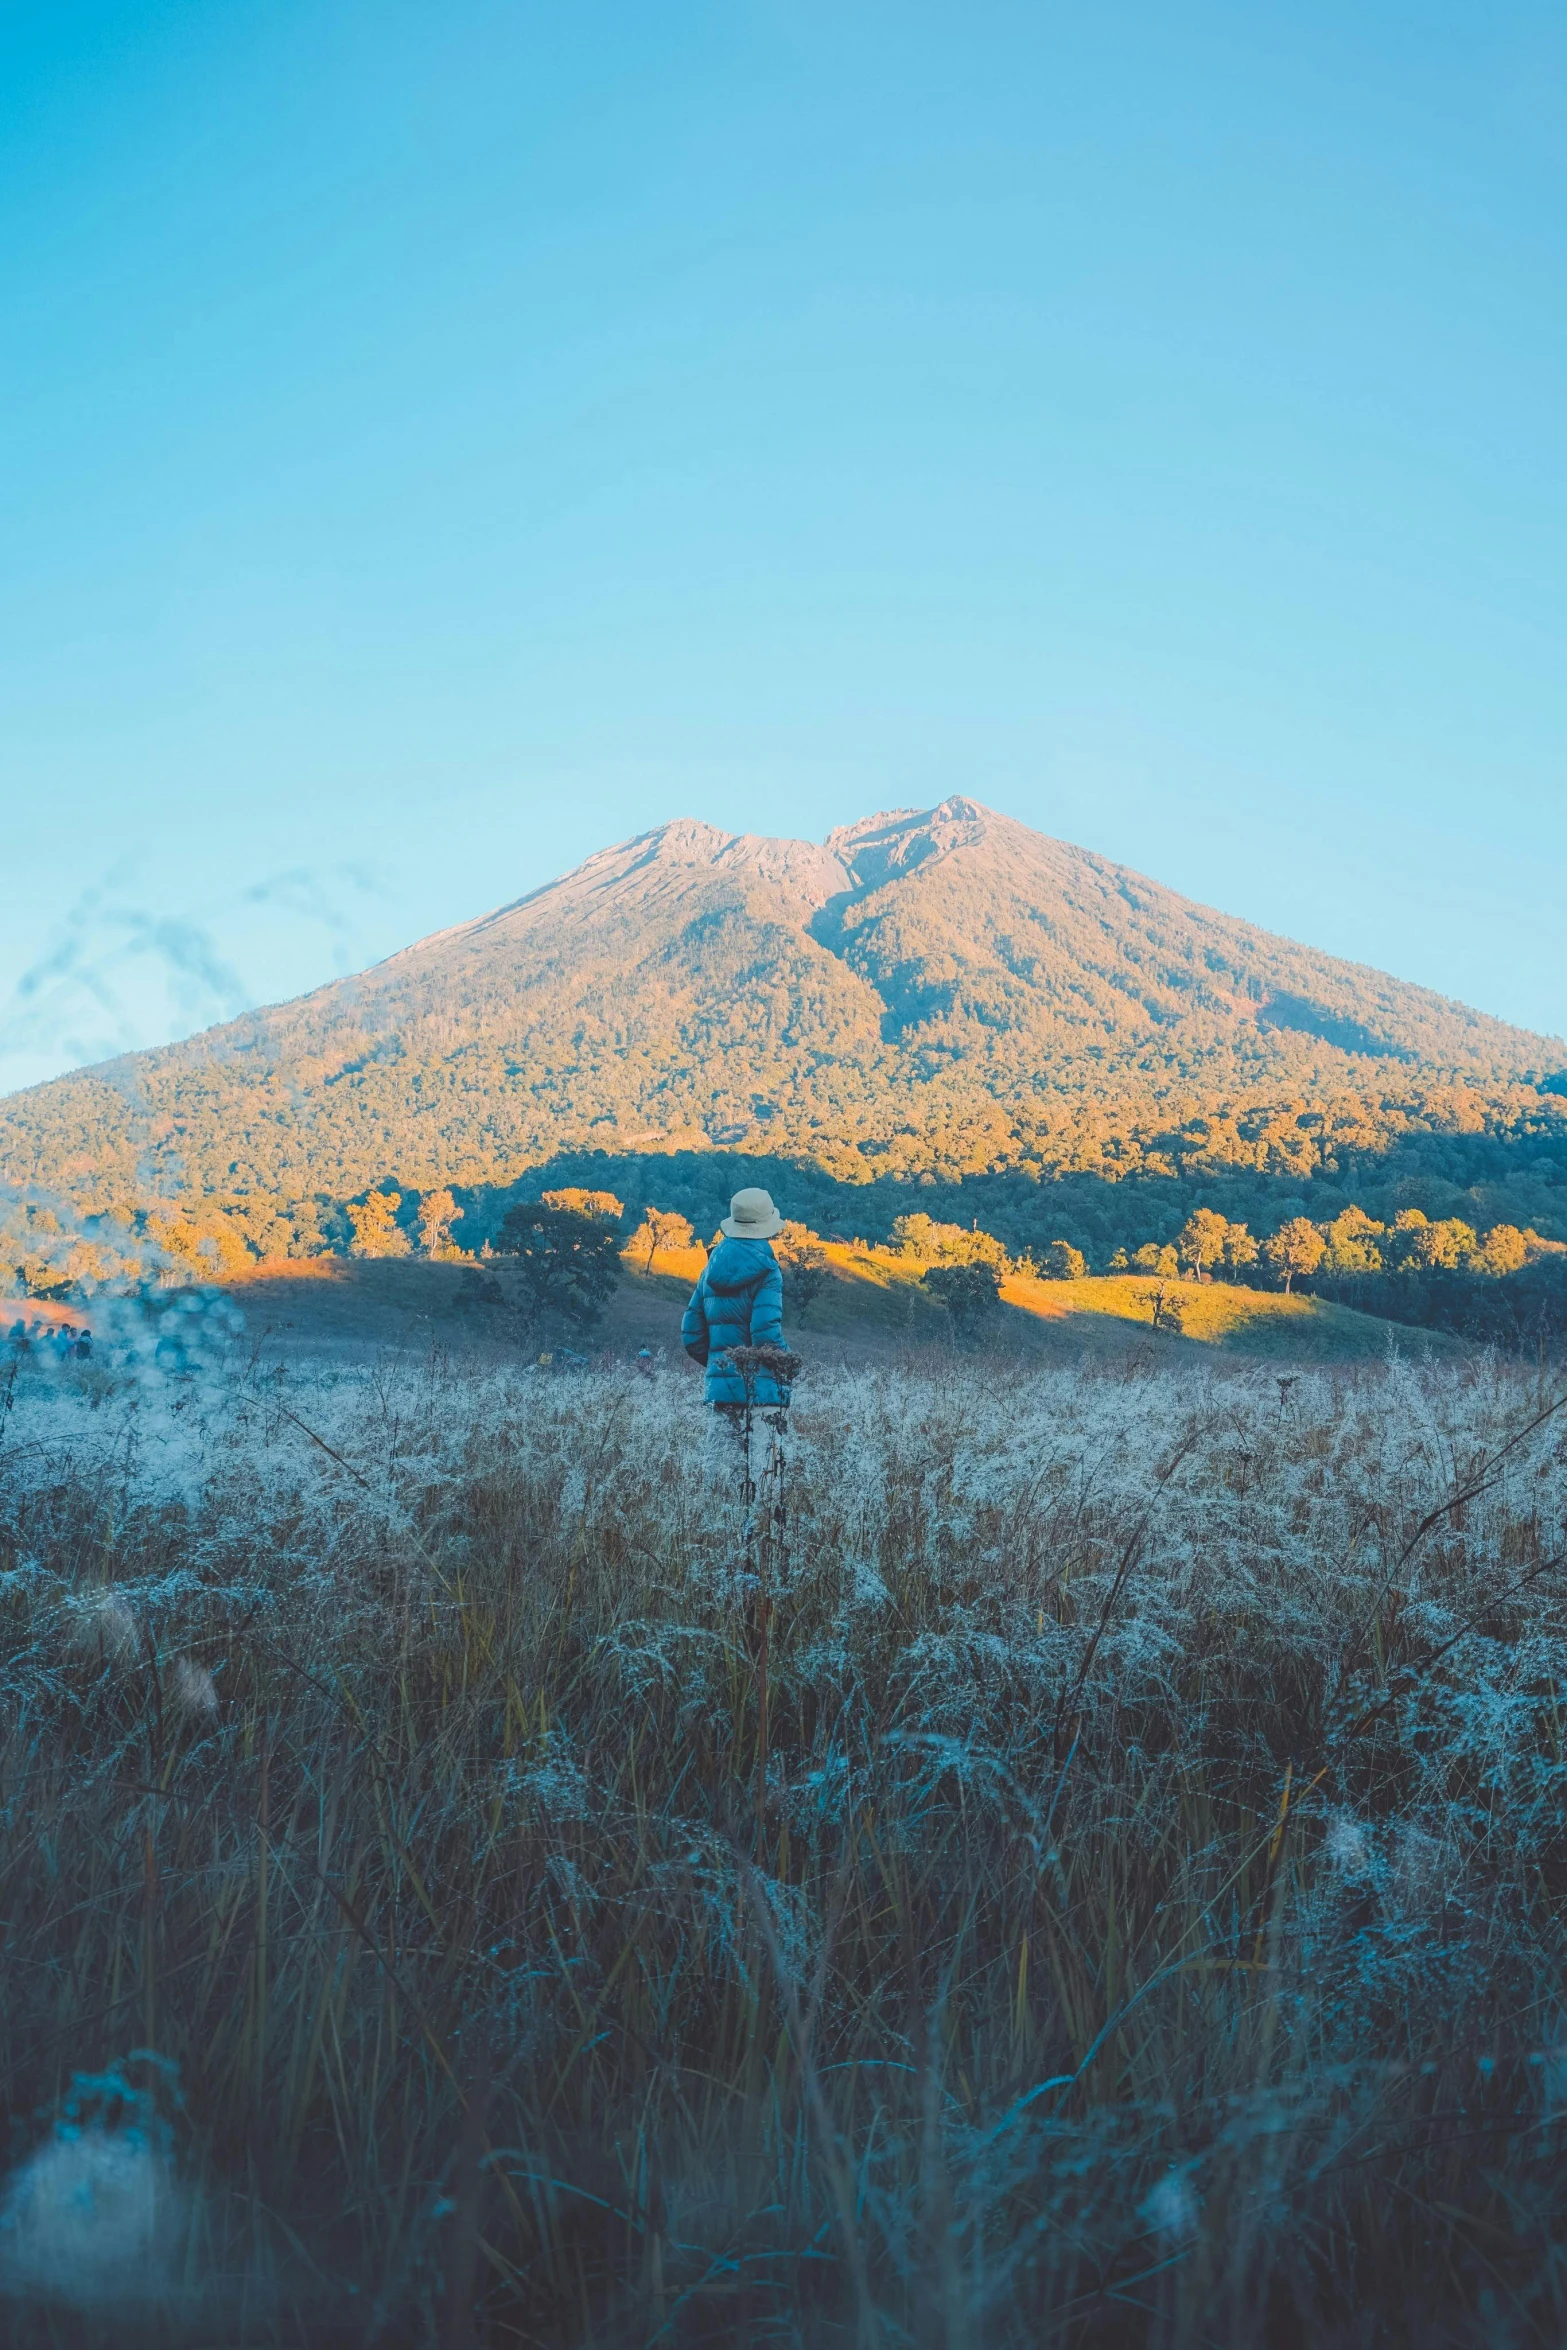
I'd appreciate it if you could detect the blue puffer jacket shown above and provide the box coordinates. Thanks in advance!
[681,1237,789,1407]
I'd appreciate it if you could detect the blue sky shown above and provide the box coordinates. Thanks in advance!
[2,0,1564,1091]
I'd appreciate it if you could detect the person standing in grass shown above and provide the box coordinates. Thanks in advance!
[682,1187,790,1479]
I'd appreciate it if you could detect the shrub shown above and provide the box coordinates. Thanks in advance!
[922,1258,1003,1340]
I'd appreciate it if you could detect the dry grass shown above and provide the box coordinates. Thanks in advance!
[1,1333,1565,2345]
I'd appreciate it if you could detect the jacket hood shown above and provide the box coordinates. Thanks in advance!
[704,1235,777,1295]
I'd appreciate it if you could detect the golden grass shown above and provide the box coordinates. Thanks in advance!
[618,1241,710,1286]
[222,1253,345,1284]
[1001,1272,1462,1359]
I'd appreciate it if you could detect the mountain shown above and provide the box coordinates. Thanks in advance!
[1,798,1561,1246]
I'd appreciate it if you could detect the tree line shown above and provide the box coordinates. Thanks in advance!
[6,1147,1565,1352]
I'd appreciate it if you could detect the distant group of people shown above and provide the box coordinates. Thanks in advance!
[4,1317,93,1362]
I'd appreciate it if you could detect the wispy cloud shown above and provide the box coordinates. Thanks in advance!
[0,882,246,1074]
[240,862,382,976]
[0,863,385,1092]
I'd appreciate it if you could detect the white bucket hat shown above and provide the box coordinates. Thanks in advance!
[721,1186,783,1240]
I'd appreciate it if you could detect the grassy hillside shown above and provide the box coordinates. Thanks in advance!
[806,1249,1453,1361]
[1001,1269,1450,1358]
[207,1241,1452,1366]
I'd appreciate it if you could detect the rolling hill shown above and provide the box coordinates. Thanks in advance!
[209,1242,1446,1370]
[2,799,1561,1248]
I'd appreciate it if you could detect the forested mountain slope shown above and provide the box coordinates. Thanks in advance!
[2,799,1561,1243]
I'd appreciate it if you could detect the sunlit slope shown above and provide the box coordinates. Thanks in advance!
[2,798,1557,1214]
[998,1271,1451,1359]
[626,1246,1448,1363]
[211,1247,1436,1365]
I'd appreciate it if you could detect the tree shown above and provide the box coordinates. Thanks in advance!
[416,1188,461,1258]
[1403,1217,1478,1272]
[149,1207,256,1281]
[493,1203,621,1338]
[1263,1217,1325,1293]
[775,1221,830,1319]
[1383,1208,1429,1272]
[627,1208,695,1273]
[348,1191,410,1259]
[1219,1221,1259,1279]
[1151,1281,1186,1334]
[1320,1207,1383,1277]
[1177,1209,1230,1282]
[922,1261,1002,1344]
[17,1253,73,1300]
[892,1214,1009,1271]
[543,1189,624,1224]
[1132,1242,1179,1278]
[1042,1239,1087,1280]
[892,1213,942,1260]
[1474,1223,1529,1277]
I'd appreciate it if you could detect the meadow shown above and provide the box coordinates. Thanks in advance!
[1,1325,1565,2346]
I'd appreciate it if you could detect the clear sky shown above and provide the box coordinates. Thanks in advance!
[2,0,1564,1093]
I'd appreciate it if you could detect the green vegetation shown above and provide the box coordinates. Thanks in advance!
[3,1346,1564,2342]
[819,1199,1560,1351]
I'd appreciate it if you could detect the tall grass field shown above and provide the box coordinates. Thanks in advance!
[1,1328,1565,2345]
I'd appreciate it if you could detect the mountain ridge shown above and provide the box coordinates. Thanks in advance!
[1,798,1561,1241]
[364,794,1530,1060]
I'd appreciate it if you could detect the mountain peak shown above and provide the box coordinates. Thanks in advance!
[2,798,1558,1220]
[824,794,1001,886]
